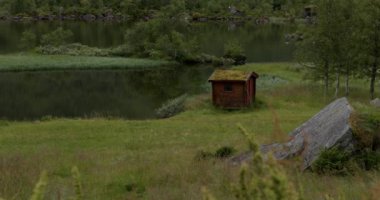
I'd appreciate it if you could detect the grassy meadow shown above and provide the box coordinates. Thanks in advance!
[0,63,379,199]
[0,55,172,71]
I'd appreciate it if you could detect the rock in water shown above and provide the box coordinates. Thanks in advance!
[261,97,355,170]
[371,98,380,108]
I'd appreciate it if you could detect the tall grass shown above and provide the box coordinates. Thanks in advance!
[0,62,378,199]
[0,55,173,71]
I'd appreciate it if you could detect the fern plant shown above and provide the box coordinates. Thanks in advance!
[202,125,299,200]
[30,171,48,200]
[72,166,84,200]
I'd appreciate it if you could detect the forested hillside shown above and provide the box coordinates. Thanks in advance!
[0,0,313,20]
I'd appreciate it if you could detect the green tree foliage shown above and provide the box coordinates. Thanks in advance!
[297,0,380,99]
[283,0,307,19]
[20,30,37,49]
[297,0,358,98]
[252,0,273,17]
[154,31,199,62]
[297,0,336,96]
[41,27,73,46]
[119,0,140,20]
[10,0,36,15]
[0,0,11,15]
[124,18,200,63]
[223,40,247,65]
[0,0,315,19]
[356,0,380,99]
[160,0,187,19]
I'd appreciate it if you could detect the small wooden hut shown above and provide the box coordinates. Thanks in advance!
[208,70,259,109]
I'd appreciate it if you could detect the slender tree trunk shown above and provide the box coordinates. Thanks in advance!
[345,66,350,97]
[370,62,377,100]
[371,32,379,99]
[324,61,329,98]
[335,70,340,99]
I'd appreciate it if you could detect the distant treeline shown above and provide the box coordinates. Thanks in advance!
[0,0,314,20]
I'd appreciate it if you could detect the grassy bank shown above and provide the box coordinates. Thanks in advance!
[0,55,172,71]
[0,63,379,199]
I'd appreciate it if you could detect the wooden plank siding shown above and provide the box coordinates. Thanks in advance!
[209,70,258,109]
[212,82,246,108]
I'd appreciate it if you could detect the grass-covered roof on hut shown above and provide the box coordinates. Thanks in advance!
[208,69,258,82]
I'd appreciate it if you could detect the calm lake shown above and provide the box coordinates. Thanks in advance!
[0,66,213,120]
[0,21,295,120]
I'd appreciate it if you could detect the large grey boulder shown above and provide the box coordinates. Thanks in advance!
[260,97,355,170]
[371,98,380,108]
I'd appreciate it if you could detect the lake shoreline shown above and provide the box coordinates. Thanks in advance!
[0,54,175,72]
[0,22,297,62]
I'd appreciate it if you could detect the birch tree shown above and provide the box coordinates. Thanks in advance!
[357,0,380,99]
[296,0,358,98]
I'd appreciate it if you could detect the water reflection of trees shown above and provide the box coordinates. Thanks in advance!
[0,21,295,62]
[0,67,212,120]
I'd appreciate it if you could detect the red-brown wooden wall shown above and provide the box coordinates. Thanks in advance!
[211,77,257,109]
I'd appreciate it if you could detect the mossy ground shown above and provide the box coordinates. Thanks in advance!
[0,62,379,199]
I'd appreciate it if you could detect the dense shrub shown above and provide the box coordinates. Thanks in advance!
[153,31,200,63]
[124,18,202,63]
[223,40,247,65]
[302,114,380,175]
[41,27,73,46]
[36,43,110,56]
[354,150,380,170]
[312,148,352,175]
[197,54,234,67]
[214,146,236,158]
[109,45,132,57]
[155,94,188,118]
[20,30,37,50]
[40,115,54,122]
[350,113,380,149]
[195,146,236,161]
[312,148,380,175]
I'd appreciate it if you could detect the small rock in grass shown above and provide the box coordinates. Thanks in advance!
[370,98,380,108]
